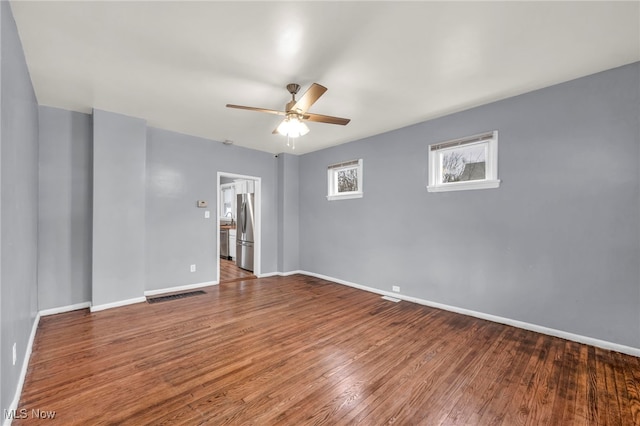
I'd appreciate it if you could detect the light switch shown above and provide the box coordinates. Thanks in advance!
[204,210,210,219]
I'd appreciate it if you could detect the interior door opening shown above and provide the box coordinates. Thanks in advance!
[217,172,261,284]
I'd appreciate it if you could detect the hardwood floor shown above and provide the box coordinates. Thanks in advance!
[220,257,255,283]
[16,275,640,425]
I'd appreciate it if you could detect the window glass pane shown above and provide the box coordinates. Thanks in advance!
[223,189,233,203]
[327,159,363,200]
[337,168,358,193]
[440,144,486,183]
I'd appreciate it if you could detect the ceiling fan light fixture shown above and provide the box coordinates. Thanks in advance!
[277,114,309,138]
[226,82,349,145]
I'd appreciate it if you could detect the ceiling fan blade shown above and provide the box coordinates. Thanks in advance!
[289,83,327,114]
[226,104,286,116]
[302,112,350,126]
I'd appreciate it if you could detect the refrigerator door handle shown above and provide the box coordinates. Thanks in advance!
[242,201,247,234]
[239,200,243,234]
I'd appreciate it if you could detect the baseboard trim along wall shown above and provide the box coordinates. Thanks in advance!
[90,296,147,313]
[257,272,280,278]
[295,270,640,358]
[4,313,41,426]
[258,271,301,278]
[39,302,92,317]
[144,281,218,297]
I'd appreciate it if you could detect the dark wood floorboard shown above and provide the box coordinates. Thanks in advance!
[15,274,639,425]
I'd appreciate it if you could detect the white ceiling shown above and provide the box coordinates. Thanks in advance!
[9,1,640,155]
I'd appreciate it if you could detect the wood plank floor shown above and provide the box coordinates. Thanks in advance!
[220,258,256,283]
[16,275,640,425]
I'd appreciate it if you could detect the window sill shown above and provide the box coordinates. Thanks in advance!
[427,179,500,193]
[326,192,363,201]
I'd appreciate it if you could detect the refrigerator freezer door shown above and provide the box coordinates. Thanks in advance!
[236,240,254,271]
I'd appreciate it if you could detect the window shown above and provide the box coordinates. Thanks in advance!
[327,159,363,201]
[220,184,235,219]
[427,131,500,192]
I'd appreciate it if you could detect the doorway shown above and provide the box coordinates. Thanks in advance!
[217,172,261,283]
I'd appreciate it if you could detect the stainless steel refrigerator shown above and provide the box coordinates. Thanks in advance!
[236,193,255,271]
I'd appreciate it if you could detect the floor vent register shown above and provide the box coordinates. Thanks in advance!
[147,290,206,304]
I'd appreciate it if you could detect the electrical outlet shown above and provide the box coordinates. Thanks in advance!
[392,286,400,293]
[190,264,196,272]
[12,342,16,365]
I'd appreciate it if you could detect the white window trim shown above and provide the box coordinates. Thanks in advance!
[427,131,500,193]
[327,159,363,201]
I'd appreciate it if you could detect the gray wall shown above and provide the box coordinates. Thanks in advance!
[299,62,640,348]
[277,153,299,272]
[0,0,39,414]
[34,111,282,302]
[92,109,146,306]
[145,127,278,291]
[38,106,92,310]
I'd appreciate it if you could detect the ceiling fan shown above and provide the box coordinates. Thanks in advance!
[226,83,350,139]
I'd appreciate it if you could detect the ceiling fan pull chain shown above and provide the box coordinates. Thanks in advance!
[286,135,296,150]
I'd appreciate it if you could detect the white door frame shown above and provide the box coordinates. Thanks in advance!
[216,172,262,281]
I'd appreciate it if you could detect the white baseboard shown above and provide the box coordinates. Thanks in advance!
[256,271,280,278]
[297,270,640,358]
[41,281,220,315]
[144,280,218,297]
[3,312,41,426]
[279,270,304,276]
[89,296,146,313]
[258,270,302,278]
[39,301,91,317]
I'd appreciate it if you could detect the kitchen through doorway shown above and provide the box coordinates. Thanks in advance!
[217,172,261,283]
